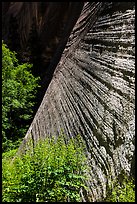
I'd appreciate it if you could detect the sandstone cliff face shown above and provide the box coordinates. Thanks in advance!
[18,2,135,201]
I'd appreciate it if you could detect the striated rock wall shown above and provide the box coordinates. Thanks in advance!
[18,2,135,201]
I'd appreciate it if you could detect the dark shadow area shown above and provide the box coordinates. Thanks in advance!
[2,2,84,119]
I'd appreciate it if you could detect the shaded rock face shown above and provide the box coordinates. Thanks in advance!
[2,2,84,84]
[2,2,84,112]
[12,2,134,202]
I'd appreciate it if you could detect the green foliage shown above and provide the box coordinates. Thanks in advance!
[105,175,135,202]
[2,41,40,151]
[2,134,89,202]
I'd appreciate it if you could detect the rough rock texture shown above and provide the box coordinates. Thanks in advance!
[18,2,135,201]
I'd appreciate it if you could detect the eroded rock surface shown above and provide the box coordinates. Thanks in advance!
[18,2,135,201]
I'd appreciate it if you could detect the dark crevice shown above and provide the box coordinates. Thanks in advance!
[2,2,84,119]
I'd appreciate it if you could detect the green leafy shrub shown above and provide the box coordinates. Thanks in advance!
[2,41,40,151]
[105,174,135,202]
[2,133,89,202]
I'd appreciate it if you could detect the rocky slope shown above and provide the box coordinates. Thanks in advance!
[18,2,135,201]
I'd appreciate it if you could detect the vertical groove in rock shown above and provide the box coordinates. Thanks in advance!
[18,2,135,202]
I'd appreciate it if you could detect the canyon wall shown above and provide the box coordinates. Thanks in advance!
[18,2,135,201]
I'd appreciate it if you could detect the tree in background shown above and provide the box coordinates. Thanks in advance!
[2,41,40,152]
